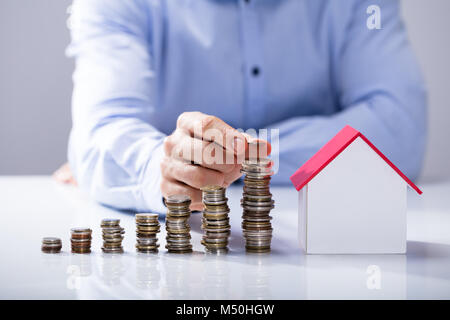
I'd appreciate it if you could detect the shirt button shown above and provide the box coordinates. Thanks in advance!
[251,66,260,77]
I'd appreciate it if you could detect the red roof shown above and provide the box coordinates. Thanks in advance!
[289,125,422,194]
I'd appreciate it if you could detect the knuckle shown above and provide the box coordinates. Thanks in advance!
[160,157,170,176]
[216,172,225,185]
[160,180,168,195]
[176,112,186,128]
[195,172,207,188]
[221,164,235,174]
[163,136,173,155]
[177,112,194,128]
[201,115,216,131]
[185,166,203,187]
[191,190,202,203]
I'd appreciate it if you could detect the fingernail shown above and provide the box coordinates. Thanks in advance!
[233,138,245,153]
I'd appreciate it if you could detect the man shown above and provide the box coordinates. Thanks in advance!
[64,0,426,213]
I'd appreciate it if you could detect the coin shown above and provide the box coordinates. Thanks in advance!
[70,227,92,254]
[241,158,275,253]
[101,218,124,254]
[201,185,225,192]
[42,237,62,244]
[201,185,231,254]
[205,247,229,254]
[41,237,62,253]
[135,213,159,219]
[164,195,193,254]
[165,194,191,205]
[101,247,124,253]
[204,231,230,239]
[100,219,120,227]
[136,212,160,253]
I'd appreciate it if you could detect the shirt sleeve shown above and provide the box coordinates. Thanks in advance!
[67,0,166,213]
[269,0,427,184]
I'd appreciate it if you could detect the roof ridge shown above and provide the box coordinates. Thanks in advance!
[289,125,422,194]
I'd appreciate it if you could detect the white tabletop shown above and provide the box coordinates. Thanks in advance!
[0,176,449,299]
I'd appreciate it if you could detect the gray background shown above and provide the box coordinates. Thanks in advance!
[0,0,449,181]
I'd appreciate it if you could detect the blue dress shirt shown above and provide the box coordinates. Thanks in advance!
[67,0,426,213]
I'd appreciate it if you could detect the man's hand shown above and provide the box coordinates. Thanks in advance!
[160,111,270,211]
[53,163,77,186]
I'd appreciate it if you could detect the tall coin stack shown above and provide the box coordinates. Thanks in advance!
[241,158,275,253]
[41,237,62,253]
[71,228,92,254]
[101,219,124,254]
[201,185,231,254]
[135,213,160,253]
[164,195,193,254]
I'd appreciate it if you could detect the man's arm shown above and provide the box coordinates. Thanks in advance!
[270,0,426,183]
[67,0,253,212]
[67,0,166,212]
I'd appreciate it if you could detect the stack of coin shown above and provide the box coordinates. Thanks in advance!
[241,158,275,253]
[71,228,92,254]
[201,185,231,254]
[41,237,62,253]
[164,195,193,254]
[101,219,124,254]
[135,213,160,253]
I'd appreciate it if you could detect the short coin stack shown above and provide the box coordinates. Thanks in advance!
[71,228,92,254]
[135,213,160,253]
[201,185,231,254]
[41,237,62,253]
[164,195,193,254]
[101,219,124,254]
[241,158,275,253]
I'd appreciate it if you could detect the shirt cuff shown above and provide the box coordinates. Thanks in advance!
[137,141,167,214]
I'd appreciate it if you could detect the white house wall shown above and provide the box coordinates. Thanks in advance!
[306,137,407,254]
[298,186,307,251]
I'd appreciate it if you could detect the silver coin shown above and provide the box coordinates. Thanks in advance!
[136,213,159,219]
[102,247,124,253]
[101,218,120,225]
[71,228,92,234]
[165,194,191,204]
[42,237,61,244]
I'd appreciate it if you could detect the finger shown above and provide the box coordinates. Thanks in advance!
[177,112,247,156]
[165,131,238,174]
[160,178,202,210]
[161,157,226,189]
[254,139,272,156]
[53,163,77,185]
[223,164,243,187]
[245,138,272,160]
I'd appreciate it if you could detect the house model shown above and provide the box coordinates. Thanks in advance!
[290,125,422,254]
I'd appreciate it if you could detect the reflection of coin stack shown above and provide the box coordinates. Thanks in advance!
[164,195,192,254]
[135,213,160,253]
[101,254,124,286]
[41,237,62,253]
[201,185,231,254]
[70,254,92,276]
[101,219,124,254]
[71,228,92,254]
[136,255,160,289]
[243,255,272,299]
[202,257,230,299]
[162,257,191,299]
[241,158,275,253]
